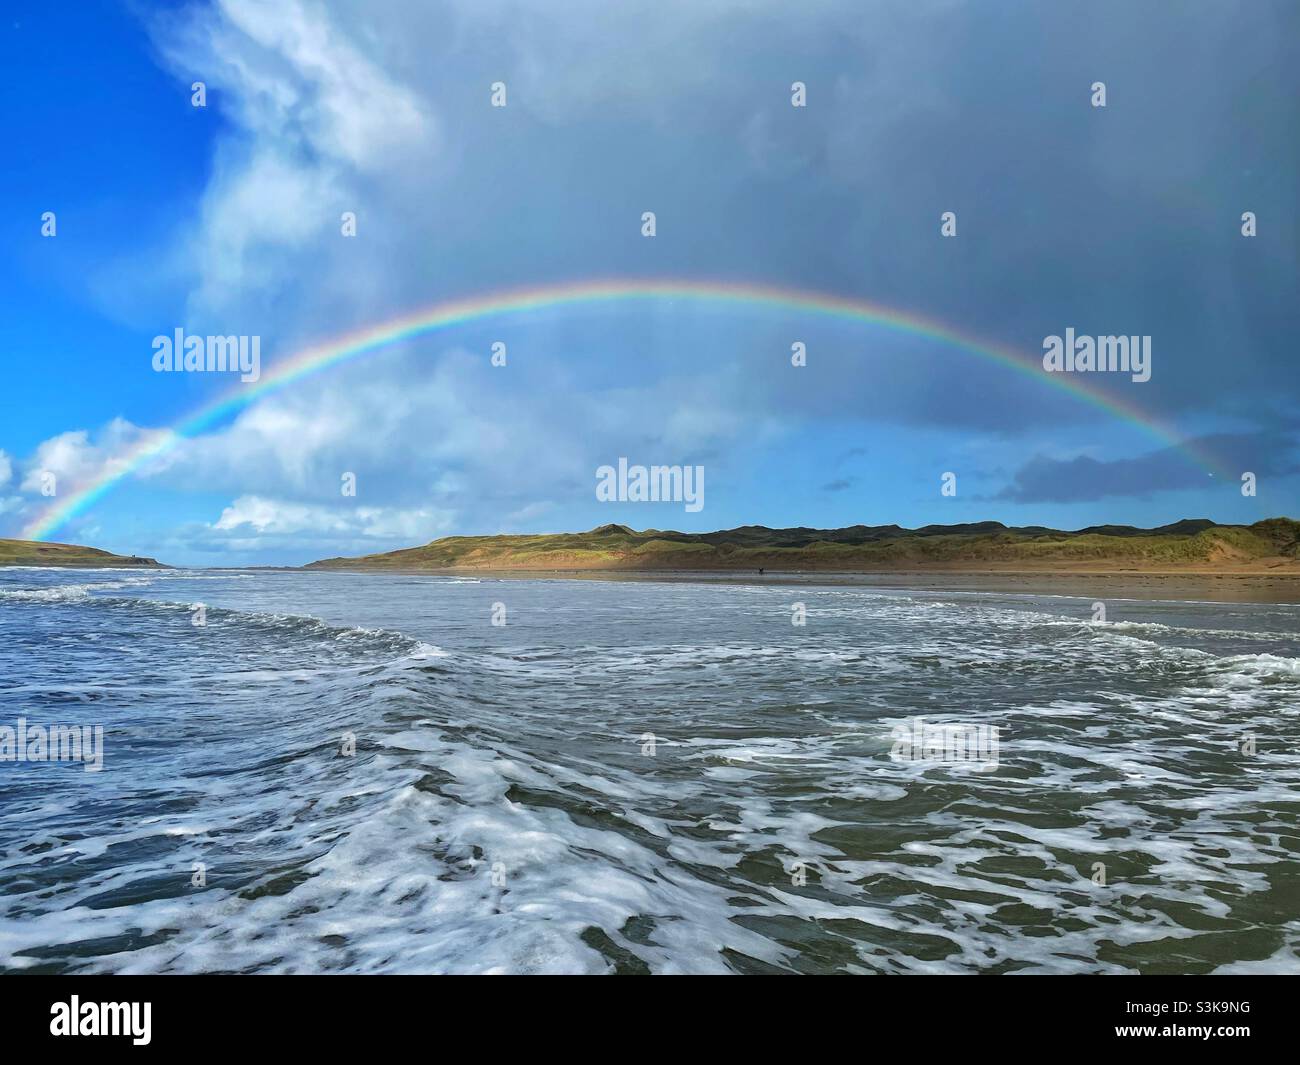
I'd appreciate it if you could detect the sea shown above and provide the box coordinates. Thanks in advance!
[2,565,1298,974]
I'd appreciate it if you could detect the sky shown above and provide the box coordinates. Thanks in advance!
[1,0,1297,567]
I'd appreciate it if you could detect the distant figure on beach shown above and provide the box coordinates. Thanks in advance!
[758,568,764,575]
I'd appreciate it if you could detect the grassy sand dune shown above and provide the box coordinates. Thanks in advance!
[0,538,164,568]
[306,517,1300,575]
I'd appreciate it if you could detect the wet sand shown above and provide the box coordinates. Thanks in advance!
[315,565,1300,603]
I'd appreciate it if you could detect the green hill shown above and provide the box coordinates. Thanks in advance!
[0,538,165,568]
[305,518,1300,573]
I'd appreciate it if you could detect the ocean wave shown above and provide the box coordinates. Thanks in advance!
[0,576,161,602]
[3,573,1298,974]
[1206,652,1300,682]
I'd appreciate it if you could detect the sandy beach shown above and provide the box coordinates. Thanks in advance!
[312,564,1300,603]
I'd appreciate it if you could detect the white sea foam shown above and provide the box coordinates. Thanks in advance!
[1,571,1298,973]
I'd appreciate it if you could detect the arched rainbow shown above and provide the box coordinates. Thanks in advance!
[22,278,1222,541]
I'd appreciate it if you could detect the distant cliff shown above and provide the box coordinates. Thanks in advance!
[0,539,165,568]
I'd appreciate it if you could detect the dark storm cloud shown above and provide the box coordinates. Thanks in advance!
[148,0,1300,440]
[994,431,1300,503]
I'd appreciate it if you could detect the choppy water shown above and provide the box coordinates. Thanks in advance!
[1,566,1298,974]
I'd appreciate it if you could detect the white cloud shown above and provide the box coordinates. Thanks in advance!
[160,0,430,167]
[18,420,171,497]
[0,450,11,487]
[215,0,429,166]
[9,325,783,552]
[149,0,433,317]
[145,343,771,515]
[213,494,451,541]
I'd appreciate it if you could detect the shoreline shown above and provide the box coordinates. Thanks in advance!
[0,561,169,570]
[8,560,1299,603]
[303,565,1300,603]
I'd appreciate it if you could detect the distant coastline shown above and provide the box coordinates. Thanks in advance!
[0,539,165,569]
[305,518,1300,580]
[10,518,1300,594]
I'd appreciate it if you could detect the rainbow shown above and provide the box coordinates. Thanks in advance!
[22,278,1222,541]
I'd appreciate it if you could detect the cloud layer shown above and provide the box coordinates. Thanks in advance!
[5,0,1298,562]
